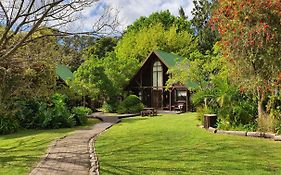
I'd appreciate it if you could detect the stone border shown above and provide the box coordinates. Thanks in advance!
[89,137,99,175]
[89,123,116,175]
[204,126,281,141]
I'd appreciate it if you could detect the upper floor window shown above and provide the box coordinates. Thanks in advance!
[153,61,163,89]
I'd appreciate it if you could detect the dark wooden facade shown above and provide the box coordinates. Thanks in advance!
[126,51,190,112]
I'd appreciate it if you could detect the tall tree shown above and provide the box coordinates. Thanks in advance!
[125,10,192,34]
[83,37,118,59]
[0,30,61,103]
[115,23,197,66]
[211,0,281,119]
[179,6,188,20]
[70,58,116,101]
[116,10,196,64]
[59,35,96,71]
[191,0,219,53]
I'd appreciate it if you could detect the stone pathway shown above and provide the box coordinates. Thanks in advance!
[29,114,119,175]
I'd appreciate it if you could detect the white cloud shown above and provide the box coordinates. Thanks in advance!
[69,0,195,33]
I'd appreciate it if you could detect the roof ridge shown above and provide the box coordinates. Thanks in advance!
[153,50,184,68]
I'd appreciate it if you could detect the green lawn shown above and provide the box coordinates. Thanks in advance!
[0,119,100,175]
[95,113,281,175]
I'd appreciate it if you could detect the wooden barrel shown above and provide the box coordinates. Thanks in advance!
[203,114,217,129]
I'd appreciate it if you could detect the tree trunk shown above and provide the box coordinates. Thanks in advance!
[257,87,265,118]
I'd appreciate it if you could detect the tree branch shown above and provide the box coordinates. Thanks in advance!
[0,0,119,60]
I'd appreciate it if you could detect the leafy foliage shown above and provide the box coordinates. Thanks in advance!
[71,58,116,100]
[168,45,257,128]
[15,98,45,129]
[0,106,19,134]
[191,0,220,53]
[211,0,281,120]
[117,95,144,114]
[71,106,92,125]
[83,37,118,59]
[126,10,192,34]
[116,23,197,64]
[0,33,58,103]
[102,52,136,95]
[102,102,118,113]
[178,6,188,20]
[14,93,90,131]
[43,93,75,129]
[59,35,96,71]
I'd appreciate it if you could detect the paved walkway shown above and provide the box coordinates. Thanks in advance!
[29,114,119,175]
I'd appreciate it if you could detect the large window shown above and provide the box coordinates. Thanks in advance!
[153,61,163,89]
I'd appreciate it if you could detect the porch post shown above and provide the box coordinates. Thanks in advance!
[169,89,172,111]
[186,89,189,112]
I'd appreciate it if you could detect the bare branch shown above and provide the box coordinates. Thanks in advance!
[0,2,9,22]
[0,0,119,60]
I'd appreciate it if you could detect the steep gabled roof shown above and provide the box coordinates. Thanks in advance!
[56,64,74,81]
[126,50,185,89]
[126,50,199,90]
[154,50,184,68]
[154,51,199,89]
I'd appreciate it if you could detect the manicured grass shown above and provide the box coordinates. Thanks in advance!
[95,113,281,175]
[0,118,100,175]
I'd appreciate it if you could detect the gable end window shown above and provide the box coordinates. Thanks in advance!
[153,61,163,89]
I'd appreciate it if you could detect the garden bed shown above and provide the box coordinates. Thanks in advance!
[205,127,281,141]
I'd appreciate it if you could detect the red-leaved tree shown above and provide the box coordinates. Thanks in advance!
[211,0,281,119]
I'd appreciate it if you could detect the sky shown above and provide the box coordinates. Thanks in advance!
[72,0,195,33]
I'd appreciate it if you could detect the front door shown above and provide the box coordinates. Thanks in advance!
[152,90,162,109]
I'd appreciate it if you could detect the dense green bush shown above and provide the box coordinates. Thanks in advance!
[15,93,79,130]
[192,79,257,130]
[41,93,75,129]
[71,106,92,125]
[216,93,257,128]
[101,101,118,113]
[0,106,19,134]
[16,99,42,129]
[0,116,19,134]
[117,95,144,114]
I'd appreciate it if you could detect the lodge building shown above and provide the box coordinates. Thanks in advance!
[126,50,191,112]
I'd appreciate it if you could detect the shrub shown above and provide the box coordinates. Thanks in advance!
[0,110,19,134]
[216,119,231,130]
[117,95,144,114]
[242,123,257,132]
[101,101,118,113]
[276,123,281,135]
[16,93,75,129]
[196,106,216,125]
[217,97,257,127]
[0,116,19,134]
[41,93,75,129]
[0,103,19,134]
[16,98,43,129]
[102,102,113,113]
[71,106,92,125]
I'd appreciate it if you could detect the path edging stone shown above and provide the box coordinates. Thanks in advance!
[204,126,281,141]
[89,123,114,175]
[29,115,119,175]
